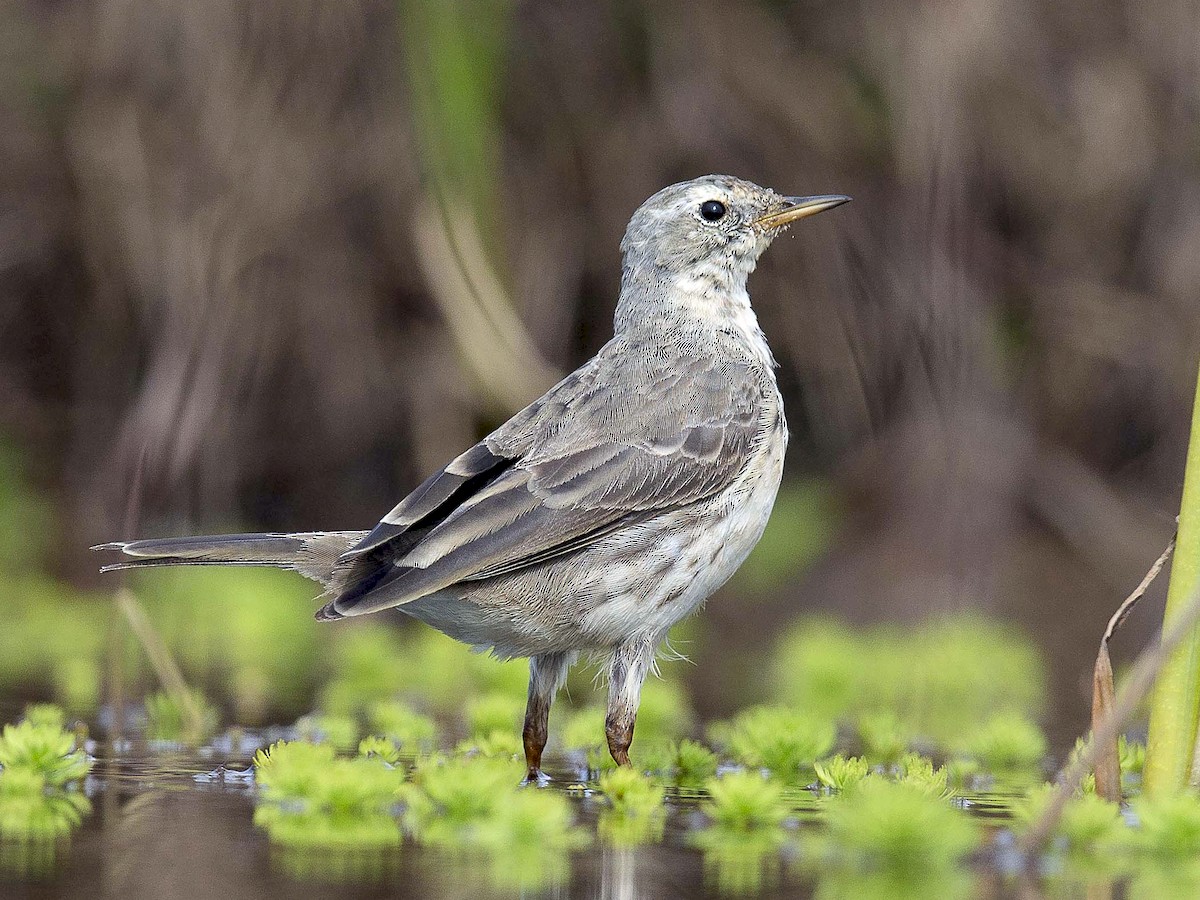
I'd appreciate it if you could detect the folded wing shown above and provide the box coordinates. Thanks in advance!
[320,335,768,620]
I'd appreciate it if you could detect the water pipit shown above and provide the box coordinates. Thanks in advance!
[97,175,849,781]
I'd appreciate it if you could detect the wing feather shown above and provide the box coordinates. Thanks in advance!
[322,331,772,620]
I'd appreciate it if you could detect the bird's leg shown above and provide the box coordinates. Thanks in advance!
[605,639,655,767]
[522,650,573,784]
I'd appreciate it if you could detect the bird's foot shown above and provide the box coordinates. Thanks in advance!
[520,767,551,787]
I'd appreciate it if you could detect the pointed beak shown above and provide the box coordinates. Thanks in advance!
[753,194,851,230]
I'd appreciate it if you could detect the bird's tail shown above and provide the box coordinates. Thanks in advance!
[92,531,368,589]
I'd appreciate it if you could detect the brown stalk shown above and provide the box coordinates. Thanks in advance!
[1091,535,1175,800]
[1021,573,1198,859]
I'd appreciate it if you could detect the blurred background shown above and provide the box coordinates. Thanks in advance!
[1,0,1198,742]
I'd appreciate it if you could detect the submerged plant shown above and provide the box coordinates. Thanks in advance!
[716,706,835,780]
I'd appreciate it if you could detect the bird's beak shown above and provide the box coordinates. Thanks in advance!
[753,194,851,230]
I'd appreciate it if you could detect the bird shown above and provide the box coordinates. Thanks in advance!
[95,175,849,782]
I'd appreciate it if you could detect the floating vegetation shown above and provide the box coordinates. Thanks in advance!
[953,712,1047,776]
[0,708,93,873]
[597,766,666,846]
[713,705,836,780]
[808,778,979,875]
[814,755,869,792]
[1129,792,1200,857]
[368,701,439,753]
[1012,784,1127,855]
[694,771,789,894]
[252,740,405,851]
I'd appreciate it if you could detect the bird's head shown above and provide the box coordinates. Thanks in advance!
[619,174,849,283]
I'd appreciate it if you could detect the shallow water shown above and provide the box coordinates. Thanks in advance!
[0,729,1071,900]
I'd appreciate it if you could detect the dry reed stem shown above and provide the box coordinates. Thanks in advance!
[1091,535,1176,800]
[115,587,207,744]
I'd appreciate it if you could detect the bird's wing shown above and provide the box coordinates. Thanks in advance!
[320,332,771,620]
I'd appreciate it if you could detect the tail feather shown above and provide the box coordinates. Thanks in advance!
[93,532,368,589]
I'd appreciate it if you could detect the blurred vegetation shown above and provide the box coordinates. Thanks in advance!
[0,0,1194,748]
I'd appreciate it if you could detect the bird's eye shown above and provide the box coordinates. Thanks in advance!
[699,200,727,222]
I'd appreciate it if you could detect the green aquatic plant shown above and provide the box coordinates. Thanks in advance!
[253,740,405,850]
[144,688,219,744]
[677,739,720,786]
[637,738,720,785]
[1145,363,1200,795]
[771,616,1045,745]
[358,735,403,765]
[295,713,359,751]
[22,705,66,731]
[402,755,524,845]
[856,711,911,763]
[473,789,588,890]
[464,691,524,737]
[1012,784,1128,854]
[0,769,91,842]
[0,716,93,845]
[368,701,438,753]
[814,755,869,792]
[135,567,321,721]
[0,720,91,787]
[695,771,789,895]
[896,753,953,798]
[701,771,789,831]
[1121,736,1146,778]
[954,712,1047,775]
[716,706,835,780]
[1130,793,1200,857]
[455,729,523,759]
[597,766,667,846]
[811,778,979,874]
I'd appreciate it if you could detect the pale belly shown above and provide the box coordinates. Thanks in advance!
[401,418,788,659]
